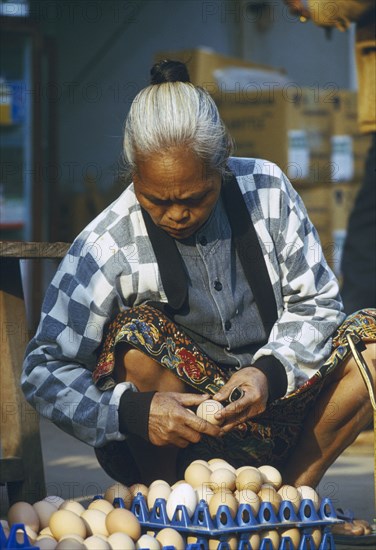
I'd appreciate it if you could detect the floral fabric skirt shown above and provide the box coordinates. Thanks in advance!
[94,306,376,472]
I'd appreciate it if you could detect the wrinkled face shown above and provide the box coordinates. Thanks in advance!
[133,148,222,239]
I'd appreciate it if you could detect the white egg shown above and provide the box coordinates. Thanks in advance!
[166,483,198,520]
[136,534,161,549]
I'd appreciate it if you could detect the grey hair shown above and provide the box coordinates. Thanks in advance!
[123,82,233,174]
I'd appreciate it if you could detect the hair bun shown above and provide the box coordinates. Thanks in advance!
[150,59,190,85]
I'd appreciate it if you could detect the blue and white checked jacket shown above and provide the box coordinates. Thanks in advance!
[22,157,345,447]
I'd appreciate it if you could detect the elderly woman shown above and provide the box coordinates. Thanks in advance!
[22,61,375,534]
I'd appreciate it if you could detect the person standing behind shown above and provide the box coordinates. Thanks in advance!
[285,0,376,313]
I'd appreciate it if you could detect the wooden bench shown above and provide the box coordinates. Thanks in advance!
[0,241,70,507]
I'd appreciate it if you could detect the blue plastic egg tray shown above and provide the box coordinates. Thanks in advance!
[0,496,342,549]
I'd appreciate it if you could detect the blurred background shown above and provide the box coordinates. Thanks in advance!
[0,0,369,328]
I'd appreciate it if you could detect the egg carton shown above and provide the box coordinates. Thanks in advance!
[128,495,342,549]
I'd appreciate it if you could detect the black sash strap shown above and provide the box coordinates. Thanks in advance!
[141,169,278,335]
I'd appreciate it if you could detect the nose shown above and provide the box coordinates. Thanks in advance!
[167,204,190,224]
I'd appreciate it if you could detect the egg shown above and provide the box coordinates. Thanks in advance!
[196,399,224,425]
[55,538,85,549]
[209,468,236,492]
[258,465,282,490]
[105,508,141,540]
[209,535,238,549]
[280,527,301,547]
[104,483,132,509]
[236,467,263,493]
[129,483,149,500]
[190,459,210,468]
[310,527,322,546]
[16,525,37,544]
[81,509,108,537]
[258,487,282,513]
[277,485,301,513]
[260,529,280,550]
[87,499,114,515]
[166,483,197,520]
[149,479,170,489]
[40,527,54,537]
[49,510,86,540]
[33,500,58,529]
[195,483,214,504]
[237,489,261,515]
[296,485,321,510]
[35,536,58,550]
[136,534,161,549]
[170,480,186,490]
[147,482,172,510]
[8,501,40,533]
[184,462,212,486]
[208,490,238,519]
[107,532,136,549]
[247,532,261,550]
[156,527,185,548]
[84,535,111,549]
[209,460,236,473]
[44,496,65,509]
[59,500,85,516]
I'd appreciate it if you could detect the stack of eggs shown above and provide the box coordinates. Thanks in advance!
[3,459,325,550]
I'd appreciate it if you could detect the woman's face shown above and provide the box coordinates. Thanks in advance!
[133,148,222,240]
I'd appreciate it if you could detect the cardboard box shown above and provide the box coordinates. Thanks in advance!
[330,90,372,182]
[216,87,331,185]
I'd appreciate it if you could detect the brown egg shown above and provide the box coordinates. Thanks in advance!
[129,483,149,500]
[311,528,322,547]
[277,485,301,513]
[59,500,85,516]
[84,535,111,549]
[33,500,58,529]
[185,462,212,486]
[258,487,282,513]
[81,509,109,537]
[87,499,114,515]
[196,399,224,425]
[247,532,261,550]
[49,509,86,540]
[8,501,40,533]
[281,527,301,547]
[105,508,141,540]
[209,535,238,549]
[237,489,261,515]
[296,485,321,510]
[209,468,236,492]
[208,491,238,519]
[209,460,236,473]
[107,532,136,549]
[147,483,171,510]
[236,467,263,493]
[156,527,185,548]
[260,529,280,550]
[195,483,214,504]
[258,465,282,490]
[104,483,132,509]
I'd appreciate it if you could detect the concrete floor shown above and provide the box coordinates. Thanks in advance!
[2,418,374,521]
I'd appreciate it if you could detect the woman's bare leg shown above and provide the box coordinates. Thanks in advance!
[281,343,375,534]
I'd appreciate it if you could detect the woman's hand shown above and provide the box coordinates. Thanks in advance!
[148,392,223,448]
[212,367,269,432]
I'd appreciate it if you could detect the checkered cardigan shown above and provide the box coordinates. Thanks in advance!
[21,157,345,447]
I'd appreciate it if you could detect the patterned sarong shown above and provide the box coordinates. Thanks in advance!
[94,306,376,471]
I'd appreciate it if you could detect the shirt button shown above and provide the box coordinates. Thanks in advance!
[225,320,232,331]
[199,235,207,246]
[214,280,222,291]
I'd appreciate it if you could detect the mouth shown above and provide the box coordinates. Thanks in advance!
[162,225,196,238]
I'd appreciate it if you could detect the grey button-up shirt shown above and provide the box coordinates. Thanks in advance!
[174,196,268,369]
